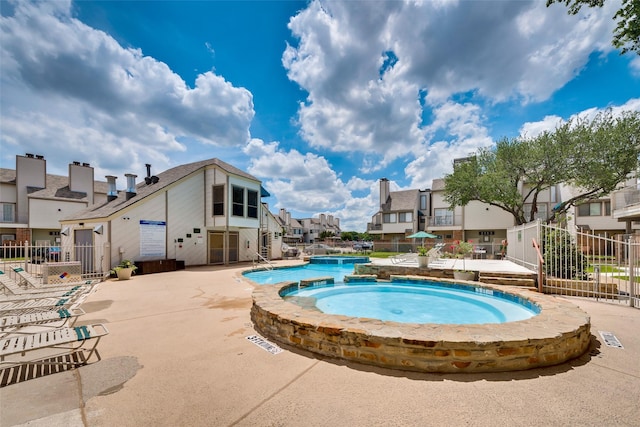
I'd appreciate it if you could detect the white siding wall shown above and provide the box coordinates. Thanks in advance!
[167,173,207,265]
[110,193,167,265]
[29,199,87,229]
[0,183,17,203]
[464,201,514,229]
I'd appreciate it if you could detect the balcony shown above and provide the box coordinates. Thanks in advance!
[612,184,640,222]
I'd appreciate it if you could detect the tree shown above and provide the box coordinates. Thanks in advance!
[443,110,640,225]
[547,0,640,55]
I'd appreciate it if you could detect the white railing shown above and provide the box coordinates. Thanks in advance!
[507,221,638,308]
[0,241,108,281]
[251,251,274,270]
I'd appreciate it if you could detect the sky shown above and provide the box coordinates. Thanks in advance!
[1,0,639,232]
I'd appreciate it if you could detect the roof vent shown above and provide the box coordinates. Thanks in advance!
[144,163,159,185]
[125,173,137,200]
[106,175,118,202]
[73,161,80,165]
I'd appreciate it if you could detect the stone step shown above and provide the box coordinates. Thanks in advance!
[479,275,536,287]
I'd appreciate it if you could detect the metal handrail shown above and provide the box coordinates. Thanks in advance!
[252,251,274,270]
[532,238,545,292]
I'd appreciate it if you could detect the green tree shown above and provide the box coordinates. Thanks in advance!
[543,227,589,279]
[443,110,640,225]
[547,0,640,55]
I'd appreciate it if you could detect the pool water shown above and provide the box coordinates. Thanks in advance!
[243,263,357,285]
[283,282,538,324]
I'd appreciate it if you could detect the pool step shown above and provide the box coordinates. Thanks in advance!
[478,272,537,288]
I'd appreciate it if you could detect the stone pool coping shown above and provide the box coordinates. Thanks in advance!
[250,275,592,373]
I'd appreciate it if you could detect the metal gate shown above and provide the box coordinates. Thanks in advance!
[507,221,639,308]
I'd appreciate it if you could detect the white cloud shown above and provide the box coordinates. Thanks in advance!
[0,0,253,175]
[283,0,619,168]
[519,98,640,137]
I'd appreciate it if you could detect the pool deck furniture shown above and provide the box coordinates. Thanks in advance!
[0,323,108,369]
[0,308,86,338]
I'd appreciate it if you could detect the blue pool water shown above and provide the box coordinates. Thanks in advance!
[283,281,539,324]
[244,262,539,324]
[243,263,356,285]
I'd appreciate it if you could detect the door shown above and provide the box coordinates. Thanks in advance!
[229,232,239,263]
[74,229,94,273]
[209,232,224,264]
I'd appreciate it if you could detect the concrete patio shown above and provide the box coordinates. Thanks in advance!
[1,260,639,426]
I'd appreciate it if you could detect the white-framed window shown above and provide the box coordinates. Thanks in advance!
[383,213,397,223]
[398,212,413,223]
[577,201,610,217]
[212,185,224,216]
[523,203,548,221]
[433,208,453,226]
[232,185,244,217]
[1,203,15,222]
[247,189,258,218]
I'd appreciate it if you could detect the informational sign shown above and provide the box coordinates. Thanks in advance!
[140,220,166,257]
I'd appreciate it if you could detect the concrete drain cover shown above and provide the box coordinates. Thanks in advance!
[246,335,283,354]
[599,331,624,349]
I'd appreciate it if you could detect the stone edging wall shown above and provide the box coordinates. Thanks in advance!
[251,277,591,374]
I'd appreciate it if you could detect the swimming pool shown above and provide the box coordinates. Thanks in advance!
[243,263,356,285]
[281,280,539,324]
[249,271,591,373]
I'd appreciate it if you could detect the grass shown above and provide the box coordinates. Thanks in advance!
[587,265,625,273]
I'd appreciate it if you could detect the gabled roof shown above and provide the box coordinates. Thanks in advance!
[383,189,418,212]
[0,168,109,202]
[62,158,260,221]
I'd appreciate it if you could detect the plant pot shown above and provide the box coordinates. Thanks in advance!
[453,270,475,281]
[417,255,429,268]
[116,267,134,280]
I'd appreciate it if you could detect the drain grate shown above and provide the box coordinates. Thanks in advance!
[246,335,283,354]
[599,331,624,349]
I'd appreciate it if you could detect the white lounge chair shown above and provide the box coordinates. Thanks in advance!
[0,270,92,299]
[390,253,417,264]
[0,323,108,369]
[0,307,85,337]
[0,293,88,316]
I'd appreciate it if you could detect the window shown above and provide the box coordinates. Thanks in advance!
[398,212,413,223]
[524,203,548,221]
[383,213,397,223]
[247,190,258,218]
[578,202,603,217]
[433,208,453,226]
[212,185,224,216]
[1,203,15,222]
[550,186,557,203]
[420,195,427,210]
[232,186,244,217]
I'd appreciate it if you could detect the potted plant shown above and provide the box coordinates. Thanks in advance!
[417,246,429,268]
[451,241,476,281]
[111,259,137,280]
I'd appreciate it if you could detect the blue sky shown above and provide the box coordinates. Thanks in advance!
[1,0,639,232]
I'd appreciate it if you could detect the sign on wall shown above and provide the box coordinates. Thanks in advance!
[140,220,166,257]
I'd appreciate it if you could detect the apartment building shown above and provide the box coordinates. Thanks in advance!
[277,208,341,244]
[1,154,283,270]
[0,153,109,245]
[368,175,637,255]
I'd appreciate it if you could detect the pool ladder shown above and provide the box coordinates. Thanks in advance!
[252,251,274,270]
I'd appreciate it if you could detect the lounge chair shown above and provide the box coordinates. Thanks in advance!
[0,323,108,369]
[390,253,417,264]
[0,270,92,299]
[0,284,91,304]
[0,307,85,337]
[0,292,88,316]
